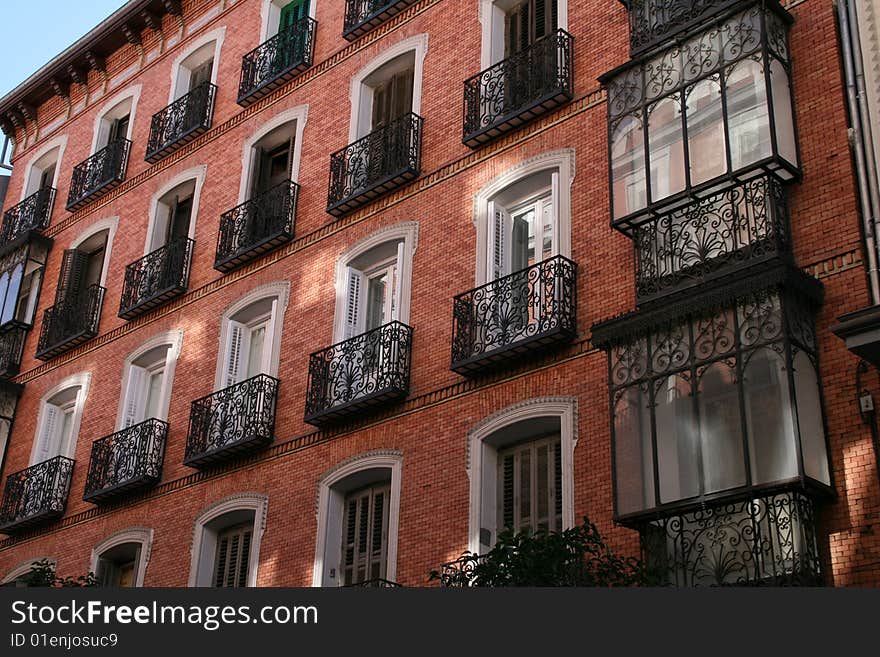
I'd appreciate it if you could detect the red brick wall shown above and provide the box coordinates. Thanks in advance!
[0,0,877,586]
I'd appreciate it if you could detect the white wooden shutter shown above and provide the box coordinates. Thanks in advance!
[344,268,366,339]
[223,321,250,388]
[35,405,61,463]
[122,366,148,428]
[391,241,405,322]
[487,201,512,281]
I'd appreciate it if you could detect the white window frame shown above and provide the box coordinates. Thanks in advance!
[479,0,569,70]
[348,33,429,143]
[473,149,574,286]
[20,135,67,200]
[213,282,290,389]
[115,330,184,430]
[466,397,578,554]
[2,557,57,585]
[259,0,317,42]
[168,27,226,102]
[89,85,141,154]
[237,105,308,205]
[70,216,119,290]
[332,222,418,343]
[29,372,91,465]
[90,527,154,588]
[188,493,268,587]
[312,450,403,587]
[143,166,206,255]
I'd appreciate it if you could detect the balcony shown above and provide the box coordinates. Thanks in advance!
[1,187,55,251]
[633,176,789,305]
[326,112,422,217]
[66,139,131,211]
[451,255,577,375]
[0,456,74,533]
[342,0,418,41]
[344,578,402,588]
[238,18,317,106]
[0,323,28,379]
[36,284,105,361]
[463,30,574,148]
[83,419,168,504]
[623,0,749,57]
[637,490,822,586]
[215,180,298,272]
[434,553,489,587]
[305,321,413,427]
[145,82,217,163]
[118,237,194,320]
[185,374,279,468]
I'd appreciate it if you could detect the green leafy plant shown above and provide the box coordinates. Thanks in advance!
[430,517,658,587]
[20,559,98,588]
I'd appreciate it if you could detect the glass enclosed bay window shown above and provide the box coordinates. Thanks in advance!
[595,276,831,521]
[603,1,798,230]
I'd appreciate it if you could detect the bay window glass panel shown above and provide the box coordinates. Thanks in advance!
[770,58,797,166]
[1,264,24,325]
[0,272,9,323]
[614,385,654,515]
[655,374,700,503]
[743,348,798,485]
[792,351,830,485]
[726,58,771,171]
[648,96,686,201]
[686,79,727,185]
[697,362,746,494]
[611,115,646,220]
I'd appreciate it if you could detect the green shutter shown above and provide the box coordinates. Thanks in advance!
[279,0,309,31]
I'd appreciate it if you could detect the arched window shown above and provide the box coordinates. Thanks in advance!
[169,29,225,102]
[21,136,66,199]
[1,557,56,588]
[91,528,153,587]
[31,373,90,465]
[145,167,205,254]
[91,87,140,154]
[117,331,183,430]
[313,451,402,586]
[479,0,568,70]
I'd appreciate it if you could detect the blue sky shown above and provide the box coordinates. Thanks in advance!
[1,1,125,98]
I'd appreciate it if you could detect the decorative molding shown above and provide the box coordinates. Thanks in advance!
[2,556,56,584]
[314,449,404,513]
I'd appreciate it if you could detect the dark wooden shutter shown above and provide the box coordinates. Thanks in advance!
[109,115,130,144]
[498,435,562,535]
[39,163,56,190]
[169,196,193,241]
[342,483,390,585]
[189,59,213,91]
[213,523,252,588]
[392,71,413,122]
[55,249,89,305]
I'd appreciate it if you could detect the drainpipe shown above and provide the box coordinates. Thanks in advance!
[837,0,880,305]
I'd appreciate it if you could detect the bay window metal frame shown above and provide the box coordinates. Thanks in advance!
[601,0,801,234]
[591,264,833,525]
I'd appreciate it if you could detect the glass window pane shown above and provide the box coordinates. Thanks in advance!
[366,272,388,331]
[698,362,747,493]
[0,272,9,324]
[2,264,23,325]
[770,58,798,166]
[792,351,830,485]
[144,369,164,420]
[686,79,727,185]
[655,374,700,503]
[726,58,772,171]
[743,348,798,484]
[611,114,646,220]
[614,386,655,515]
[648,96,686,201]
[246,325,267,379]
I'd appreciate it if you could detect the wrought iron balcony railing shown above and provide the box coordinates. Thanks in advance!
[434,554,488,587]
[0,323,28,379]
[633,176,789,305]
[451,255,577,375]
[83,419,168,504]
[463,29,574,148]
[343,578,402,587]
[1,187,55,250]
[0,456,74,533]
[215,180,298,272]
[238,18,317,105]
[145,82,217,163]
[623,0,747,57]
[637,490,822,586]
[185,374,279,468]
[119,237,194,319]
[36,284,105,361]
[342,0,419,40]
[305,321,413,426]
[66,139,131,211]
[326,112,422,217]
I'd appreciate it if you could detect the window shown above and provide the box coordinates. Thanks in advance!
[31,374,90,465]
[95,543,141,587]
[56,231,109,307]
[248,124,296,199]
[215,283,289,389]
[92,91,138,153]
[0,240,49,328]
[260,0,315,41]
[313,451,402,587]
[170,29,225,102]
[467,398,576,553]
[480,0,567,69]
[1,558,56,588]
[188,494,267,587]
[21,137,66,198]
[118,337,180,430]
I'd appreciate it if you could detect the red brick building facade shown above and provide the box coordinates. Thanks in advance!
[0,0,877,587]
